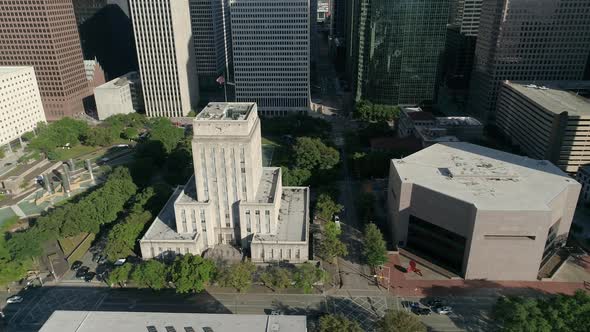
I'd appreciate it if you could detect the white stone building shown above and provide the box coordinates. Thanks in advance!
[129,0,199,117]
[140,102,309,263]
[230,0,311,116]
[94,71,143,120]
[0,67,46,148]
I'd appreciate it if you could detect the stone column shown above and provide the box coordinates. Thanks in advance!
[85,159,95,184]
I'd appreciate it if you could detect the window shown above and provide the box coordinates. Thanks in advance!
[245,210,251,232]
[265,210,271,233]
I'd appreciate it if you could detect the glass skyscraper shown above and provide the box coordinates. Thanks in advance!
[353,0,451,105]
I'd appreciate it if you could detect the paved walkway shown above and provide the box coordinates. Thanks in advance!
[384,254,590,297]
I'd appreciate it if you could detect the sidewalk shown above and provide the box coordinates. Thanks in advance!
[385,254,590,298]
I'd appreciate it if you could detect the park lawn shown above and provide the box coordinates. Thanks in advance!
[58,232,89,257]
[261,136,282,146]
[56,145,99,161]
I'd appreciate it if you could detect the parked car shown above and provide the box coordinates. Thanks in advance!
[84,272,96,282]
[71,261,83,270]
[76,266,90,279]
[114,258,126,266]
[270,310,283,316]
[412,307,431,315]
[6,296,23,304]
[434,306,453,315]
[423,297,445,308]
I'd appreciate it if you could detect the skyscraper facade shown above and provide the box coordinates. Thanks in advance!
[353,0,451,105]
[130,0,199,117]
[230,0,311,115]
[189,0,233,102]
[0,0,90,121]
[468,0,590,122]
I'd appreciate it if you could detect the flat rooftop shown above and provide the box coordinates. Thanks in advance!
[255,168,280,204]
[142,187,197,241]
[40,311,307,332]
[504,81,590,116]
[197,102,255,121]
[255,187,308,242]
[436,116,482,126]
[0,66,33,75]
[393,142,578,210]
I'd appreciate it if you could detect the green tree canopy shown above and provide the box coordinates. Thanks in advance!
[122,127,139,140]
[355,100,400,122]
[493,291,590,332]
[294,262,328,294]
[362,223,388,268]
[281,166,312,186]
[293,137,339,171]
[147,118,184,154]
[376,310,426,332]
[106,263,133,287]
[219,261,256,292]
[316,193,342,221]
[319,314,363,332]
[171,254,216,293]
[28,118,89,154]
[131,260,168,290]
[84,127,116,147]
[319,221,348,262]
[260,267,292,292]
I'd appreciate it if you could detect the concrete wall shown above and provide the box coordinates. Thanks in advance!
[140,237,202,259]
[94,82,134,120]
[251,241,308,263]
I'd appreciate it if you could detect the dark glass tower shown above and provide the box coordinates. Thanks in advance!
[352,0,451,105]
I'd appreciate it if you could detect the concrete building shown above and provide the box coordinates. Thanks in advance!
[398,106,483,144]
[230,0,311,115]
[140,102,309,263]
[318,0,330,23]
[387,142,580,280]
[84,59,107,91]
[0,67,46,148]
[189,0,233,102]
[94,72,143,120]
[497,81,590,173]
[40,311,307,332]
[73,0,130,24]
[130,0,199,117]
[468,0,590,122]
[351,0,452,105]
[0,0,90,121]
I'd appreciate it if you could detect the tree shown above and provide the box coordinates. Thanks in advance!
[84,127,116,146]
[281,166,312,186]
[493,291,590,332]
[376,310,426,332]
[106,263,132,287]
[319,222,348,262]
[171,254,216,293]
[122,127,139,140]
[319,314,363,332]
[355,100,400,122]
[293,137,339,171]
[260,267,292,291]
[131,260,168,290]
[147,118,184,154]
[294,262,328,294]
[220,261,256,292]
[362,223,388,268]
[316,193,342,221]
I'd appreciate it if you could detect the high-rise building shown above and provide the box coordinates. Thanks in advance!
[0,67,47,148]
[468,0,590,122]
[352,0,452,105]
[130,0,199,117]
[73,0,130,25]
[450,0,482,37]
[230,0,311,115]
[140,103,310,263]
[189,0,233,103]
[496,81,590,173]
[0,0,90,121]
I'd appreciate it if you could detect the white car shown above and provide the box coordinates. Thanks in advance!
[6,295,23,304]
[434,306,453,315]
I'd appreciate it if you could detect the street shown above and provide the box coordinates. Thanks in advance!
[1,285,497,332]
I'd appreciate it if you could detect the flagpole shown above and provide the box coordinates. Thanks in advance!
[224,77,227,103]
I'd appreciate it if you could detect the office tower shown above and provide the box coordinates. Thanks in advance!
[140,103,310,263]
[0,67,47,148]
[468,0,590,122]
[450,0,482,37]
[230,0,311,116]
[0,0,90,121]
[73,0,130,24]
[497,81,590,173]
[130,0,199,117]
[189,0,233,102]
[352,0,452,105]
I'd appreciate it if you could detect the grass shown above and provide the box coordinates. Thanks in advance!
[0,216,19,232]
[56,145,98,161]
[262,136,282,146]
[58,232,89,257]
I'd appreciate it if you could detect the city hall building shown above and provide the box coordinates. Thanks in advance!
[140,103,309,263]
[387,142,580,280]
